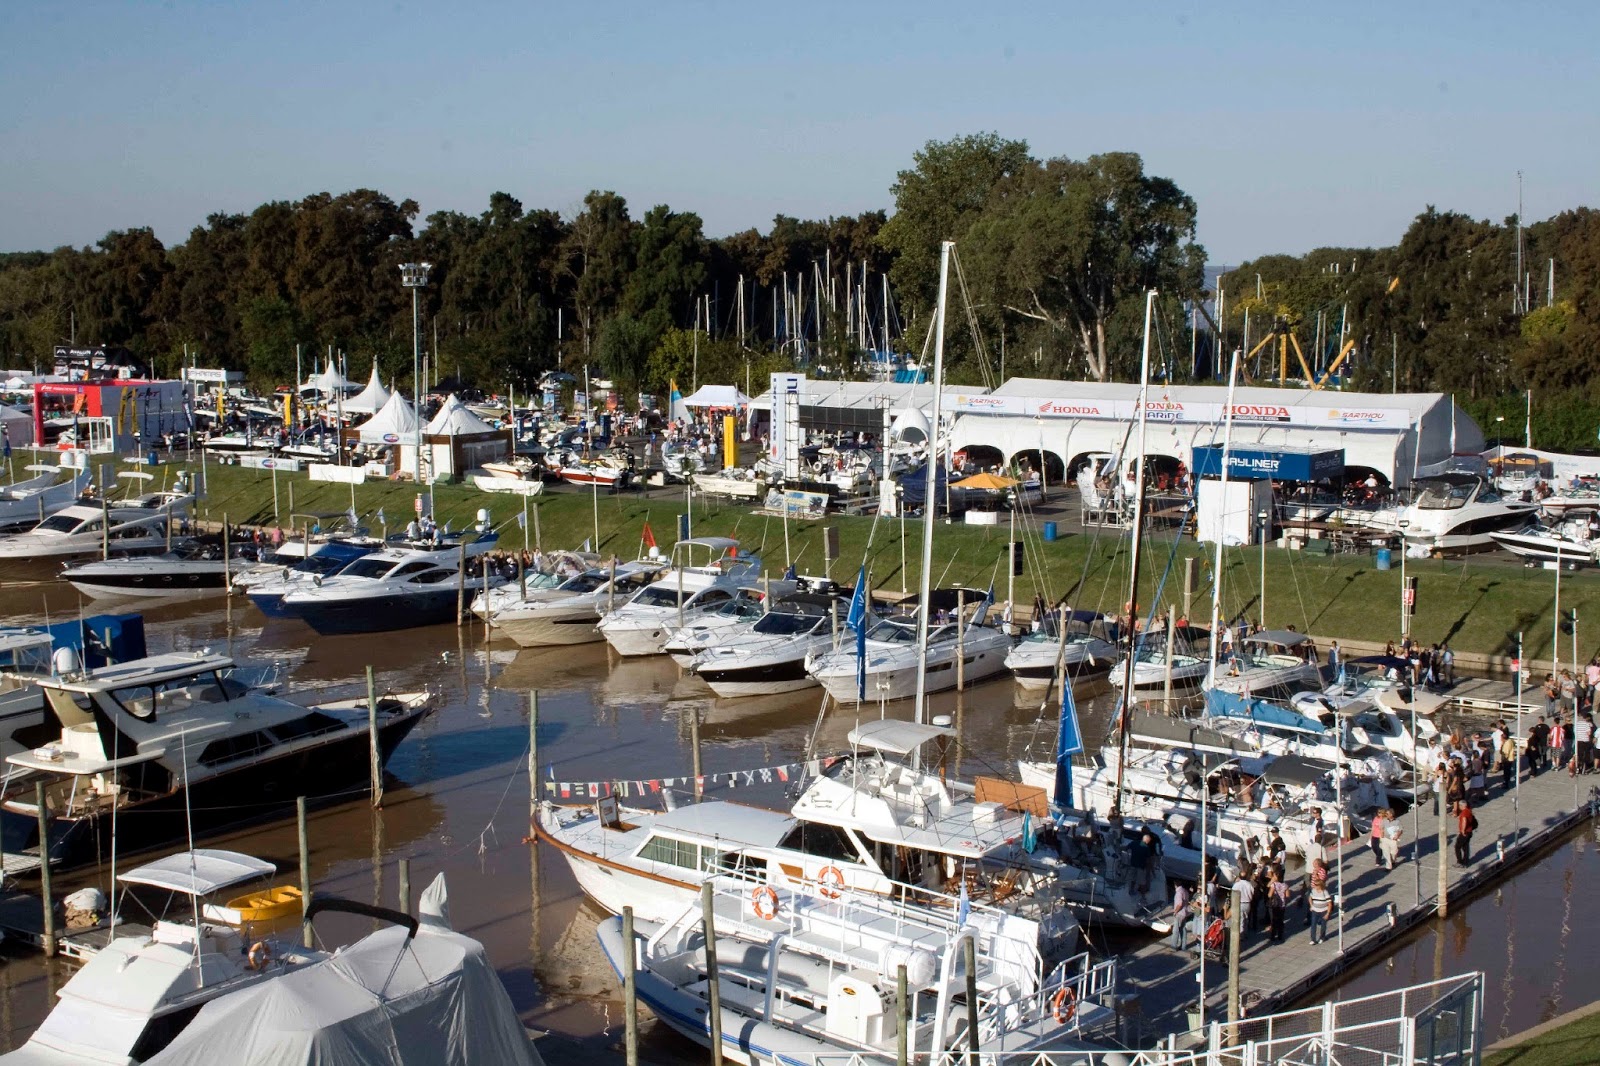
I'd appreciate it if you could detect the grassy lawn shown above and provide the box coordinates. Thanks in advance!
[174,457,1600,660]
[1487,1005,1600,1065]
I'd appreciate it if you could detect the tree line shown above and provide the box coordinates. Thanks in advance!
[1,133,1596,449]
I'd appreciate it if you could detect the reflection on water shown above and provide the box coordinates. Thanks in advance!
[0,581,1593,1056]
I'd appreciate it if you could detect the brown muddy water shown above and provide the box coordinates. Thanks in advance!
[0,580,1587,1055]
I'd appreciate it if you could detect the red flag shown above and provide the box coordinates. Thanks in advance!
[642,523,657,549]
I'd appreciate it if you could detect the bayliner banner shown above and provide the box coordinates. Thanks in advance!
[949,393,1409,429]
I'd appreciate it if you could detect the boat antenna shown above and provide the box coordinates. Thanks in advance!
[911,240,953,761]
[180,727,202,979]
[106,690,119,948]
[1205,342,1243,690]
[1112,290,1158,808]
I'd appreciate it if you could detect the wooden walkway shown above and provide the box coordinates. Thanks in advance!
[1446,677,1527,714]
[1115,762,1598,1044]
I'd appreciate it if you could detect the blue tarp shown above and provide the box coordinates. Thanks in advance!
[0,613,147,669]
[1204,687,1329,733]
[1192,444,1344,482]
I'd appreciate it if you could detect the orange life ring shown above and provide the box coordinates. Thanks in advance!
[1052,984,1078,1024]
[818,865,845,899]
[247,940,272,971]
[751,885,779,921]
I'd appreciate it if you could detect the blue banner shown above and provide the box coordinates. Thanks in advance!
[847,566,867,701]
[1054,675,1084,808]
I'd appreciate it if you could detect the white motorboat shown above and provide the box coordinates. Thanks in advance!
[689,593,843,696]
[692,469,766,500]
[144,877,539,1066]
[278,521,504,634]
[807,590,1012,704]
[0,650,433,870]
[1005,610,1119,691]
[473,455,547,495]
[470,549,597,619]
[0,503,177,565]
[660,442,707,482]
[0,849,324,1065]
[1198,688,1411,793]
[596,867,1119,1066]
[0,465,89,531]
[1207,629,1323,698]
[482,560,666,647]
[1490,514,1600,566]
[231,528,380,593]
[1395,474,1537,555]
[597,537,761,657]
[1106,644,1210,692]
[240,541,379,618]
[61,538,259,600]
[660,585,791,666]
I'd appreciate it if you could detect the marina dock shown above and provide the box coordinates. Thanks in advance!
[1115,762,1597,1045]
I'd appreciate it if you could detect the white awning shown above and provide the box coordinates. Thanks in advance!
[117,849,275,897]
[847,719,956,756]
[680,385,752,408]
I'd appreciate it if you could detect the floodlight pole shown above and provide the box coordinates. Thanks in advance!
[400,262,433,495]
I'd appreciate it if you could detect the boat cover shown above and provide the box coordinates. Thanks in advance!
[1204,688,1330,734]
[147,876,536,1066]
[118,849,275,897]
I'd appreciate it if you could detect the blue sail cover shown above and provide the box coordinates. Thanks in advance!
[1204,687,1329,734]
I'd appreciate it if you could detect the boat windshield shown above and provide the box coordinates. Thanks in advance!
[632,585,685,608]
[866,619,918,643]
[713,595,765,619]
[752,611,820,636]
[1413,480,1478,509]
[560,572,609,593]
[36,513,91,533]
[338,557,400,579]
[111,670,232,720]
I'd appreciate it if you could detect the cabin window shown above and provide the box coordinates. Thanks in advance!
[197,729,275,767]
[392,562,435,578]
[110,671,228,721]
[777,822,861,864]
[268,711,348,743]
[638,835,709,870]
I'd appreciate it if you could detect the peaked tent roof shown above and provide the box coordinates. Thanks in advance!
[680,384,752,408]
[425,394,499,436]
[342,362,391,415]
[356,390,421,445]
[301,365,352,394]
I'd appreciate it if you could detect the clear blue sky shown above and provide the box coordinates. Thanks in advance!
[2,1,1595,264]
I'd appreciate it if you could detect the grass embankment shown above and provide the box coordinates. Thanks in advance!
[1487,1003,1600,1065]
[185,459,1600,660]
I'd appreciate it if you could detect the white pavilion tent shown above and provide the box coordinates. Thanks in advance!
[341,362,391,416]
[424,394,510,478]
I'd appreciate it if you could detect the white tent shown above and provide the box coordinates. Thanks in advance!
[301,365,352,396]
[341,362,391,416]
[425,394,497,436]
[0,404,35,447]
[680,384,752,408]
[356,391,421,446]
[425,394,509,478]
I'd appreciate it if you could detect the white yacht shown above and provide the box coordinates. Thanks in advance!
[1105,644,1210,692]
[0,465,89,532]
[660,585,786,666]
[0,849,323,1066]
[597,866,1119,1066]
[470,549,597,620]
[689,593,843,696]
[0,650,432,870]
[1005,610,1119,691]
[484,561,667,647]
[1207,630,1323,699]
[539,719,1167,936]
[0,502,179,565]
[61,538,259,600]
[807,591,1012,704]
[278,521,503,634]
[240,542,377,618]
[597,537,761,657]
[1394,474,1537,555]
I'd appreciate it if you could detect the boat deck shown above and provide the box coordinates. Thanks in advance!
[1116,762,1596,1045]
[0,891,152,961]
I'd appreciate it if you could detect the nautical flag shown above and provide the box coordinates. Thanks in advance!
[1022,810,1037,854]
[956,878,971,927]
[972,582,996,626]
[642,522,656,549]
[516,510,526,529]
[376,507,386,526]
[783,563,797,581]
[582,537,592,552]
[669,379,688,423]
[847,567,868,702]
[1054,669,1085,809]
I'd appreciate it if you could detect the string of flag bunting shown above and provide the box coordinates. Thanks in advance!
[543,756,839,800]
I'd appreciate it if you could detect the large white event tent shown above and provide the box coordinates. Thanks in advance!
[300,364,353,397]
[342,362,391,416]
[945,379,1483,488]
[679,384,752,409]
[424,394,510,477]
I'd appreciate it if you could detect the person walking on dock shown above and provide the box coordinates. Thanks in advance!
[1380,812,1403,869]
[1528,716,1550,775]
[1499,731,1518,792]
[1232,867,1257,936]
[1454,800,1478,866]
[1369,809,1388,865]
[1266,868,1290,942]
[1308,871,1333,945]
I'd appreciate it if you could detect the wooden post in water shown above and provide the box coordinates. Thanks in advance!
[1164,606,1177,707]
[529,691,539,810]
[398,857,411,915]
[690,708,703,800]
[366,666,382,808]
[1227,883,1242,1045]
[608,556,618,615]
[623,906,639,1066]
[964,936,979,1063]
[221,517,232,593]
[896,963,909,1066]
[517,553,526,599]
[34,782,54,957]
[297,796,312,949]
[482,555,492,639]
[456,543,466,626]
[956,590,966,692]
[700,883,725,1066]
[1437,795,1449,917]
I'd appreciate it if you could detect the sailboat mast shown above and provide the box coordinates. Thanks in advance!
[1113,290,1159,806]
[1205,343,1242,687]
[912,241,954,736]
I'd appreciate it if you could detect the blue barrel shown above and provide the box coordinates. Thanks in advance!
[1042,521,1058,542]
[1375,547,1392,570]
